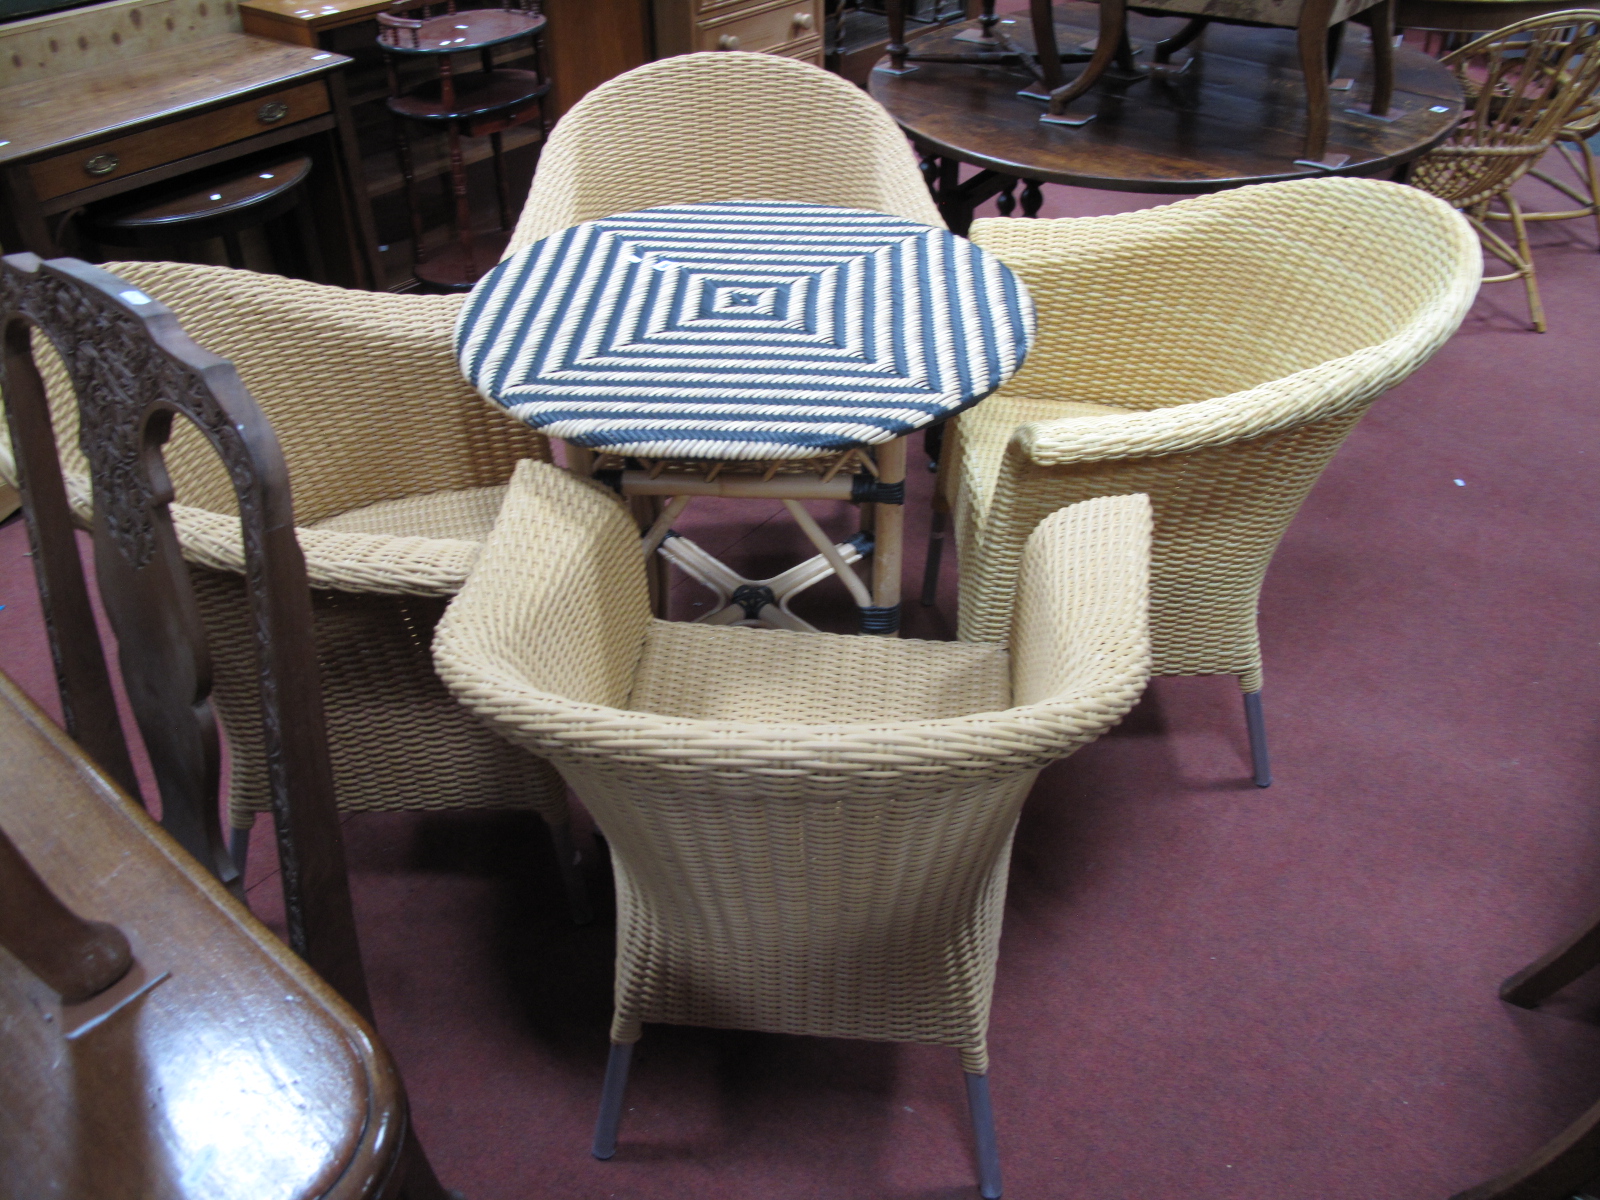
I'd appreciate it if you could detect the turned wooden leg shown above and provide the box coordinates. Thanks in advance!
[885,0,912,73]
[1021,179,1044,216]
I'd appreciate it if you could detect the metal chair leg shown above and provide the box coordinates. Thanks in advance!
[548,820,594,926]
[965,1071,1003,1199]
[592,1041,635,1160]
[1243,690,1272,788]
[229,823,252,877]
[922,506,947,607]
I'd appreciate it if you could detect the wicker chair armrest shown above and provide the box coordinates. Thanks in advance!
[1011,493,1152,707]
[175,505,478,597]
[1011,324,1462,468]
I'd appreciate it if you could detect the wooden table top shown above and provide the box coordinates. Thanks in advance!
[0,671,406,1200]
[0,34,350,166]
[870,3,1464,193]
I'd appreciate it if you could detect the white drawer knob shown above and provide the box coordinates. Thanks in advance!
[718,33,740,49]
[793,10,813,28]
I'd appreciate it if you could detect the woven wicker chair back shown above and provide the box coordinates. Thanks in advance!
[504,51,944,257]
[0,261,571,835]
[434,461,1151,1067]
[953,178,1482,687]
[1411,12,1600,208]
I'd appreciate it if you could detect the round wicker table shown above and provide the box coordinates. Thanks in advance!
[457,199,1034,634]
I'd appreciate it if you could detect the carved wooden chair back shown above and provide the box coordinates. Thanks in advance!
[0,253,370,1016]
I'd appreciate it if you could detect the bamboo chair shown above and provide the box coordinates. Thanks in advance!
[1485,97,1600,256]
[933,177,1481,787]
[500,51,952,635]
[1410,12,1600,332]
[433,461,1153,1200]
[0,260,594,923]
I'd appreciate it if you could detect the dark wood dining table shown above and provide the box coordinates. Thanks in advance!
[870,2,1464,231]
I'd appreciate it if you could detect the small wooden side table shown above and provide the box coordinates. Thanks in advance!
[379,1,550,288]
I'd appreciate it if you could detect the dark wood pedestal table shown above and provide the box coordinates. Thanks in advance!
[870,2,1464,232]
[455,200,1034,636]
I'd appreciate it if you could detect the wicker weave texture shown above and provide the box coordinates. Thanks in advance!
[0,262,567,829]
[952,178,1481,691]
[435,461,1151,1071]
[504,52,944,257]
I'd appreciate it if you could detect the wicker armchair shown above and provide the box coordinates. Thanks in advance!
[504,50,944,258]
[939,177,1481,787]
[0,261,593,920]
[433,461,1152,1199]
[1410,12,1600,331]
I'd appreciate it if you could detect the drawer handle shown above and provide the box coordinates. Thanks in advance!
[717,33,740,49]
[84,153,119,177]
[257,100,290,123]
[793,10,813,27]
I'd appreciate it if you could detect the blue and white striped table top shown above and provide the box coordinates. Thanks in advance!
[456,200,1034,460]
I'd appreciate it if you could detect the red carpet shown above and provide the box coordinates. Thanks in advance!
[3,165,1599,1199]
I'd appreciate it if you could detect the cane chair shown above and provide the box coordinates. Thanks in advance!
[1410,12,1600,332]
[433,461,1153,1199]
[935,177,1480,788]
[1492,100,1600,245]
[0,260,594,922]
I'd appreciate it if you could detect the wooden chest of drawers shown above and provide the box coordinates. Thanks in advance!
[654,0,823,65]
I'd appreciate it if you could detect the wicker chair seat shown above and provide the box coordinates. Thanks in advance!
[629,621,1012,724]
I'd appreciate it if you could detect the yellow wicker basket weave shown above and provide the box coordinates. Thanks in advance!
[504,50,944,258]
[0,262,592,913]
[432,459,1151,1190]
[942,177,1481,785]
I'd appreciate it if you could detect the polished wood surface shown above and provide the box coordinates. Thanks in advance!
[26,79,330,202]
[0,669,407,1200]
[381,6,546,53]
[242,0,425,45]
[0,33,377,288]
[0,35,346,164]
[870,3,1462,196]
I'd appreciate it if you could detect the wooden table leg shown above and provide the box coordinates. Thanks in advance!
[1500,903,1600,1008]
[866,436,907,636]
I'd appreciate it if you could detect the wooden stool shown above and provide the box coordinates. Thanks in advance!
[84,155,324,279]
[378,0,549,290]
